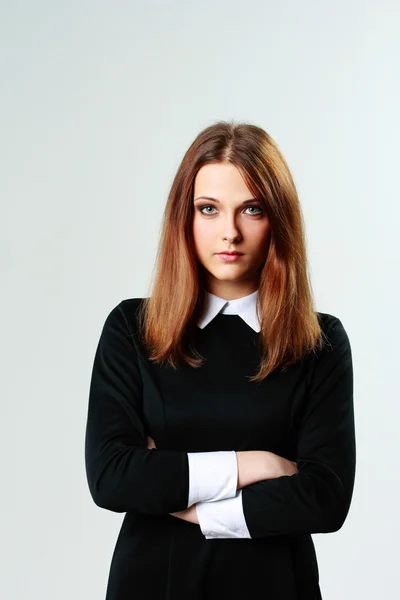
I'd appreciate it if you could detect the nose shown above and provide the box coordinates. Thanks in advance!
[221,214,241,243]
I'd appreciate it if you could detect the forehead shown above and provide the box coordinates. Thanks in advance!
[194,163,252,200]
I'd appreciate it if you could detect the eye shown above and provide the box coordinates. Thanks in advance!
[198,205,218,215]
[244,206,263,215]
[197,204,263,216]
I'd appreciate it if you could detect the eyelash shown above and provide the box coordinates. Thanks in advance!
[197,204,263,216]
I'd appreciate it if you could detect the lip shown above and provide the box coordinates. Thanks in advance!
[216,252,244,262]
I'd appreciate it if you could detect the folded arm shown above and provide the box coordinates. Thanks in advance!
[194,317,356,539]
[85,302,239,515]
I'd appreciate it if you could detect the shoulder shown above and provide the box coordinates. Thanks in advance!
[101,297,148,338]
[314,311,352,360]
[118,297,147,320]
[316,311,348,339]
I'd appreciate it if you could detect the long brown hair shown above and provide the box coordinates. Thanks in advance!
[137,119,327,382]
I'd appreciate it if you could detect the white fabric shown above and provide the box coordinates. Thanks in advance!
[196,489,252,539]
[187,289,259,538]
[196,289,261,332]
[187,450,238,506]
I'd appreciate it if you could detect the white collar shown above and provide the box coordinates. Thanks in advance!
[197,289,260,332]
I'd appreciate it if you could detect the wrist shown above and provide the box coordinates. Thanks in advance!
[236,450,267,488]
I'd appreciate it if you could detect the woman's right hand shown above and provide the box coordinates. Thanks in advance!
[236,450,298,490]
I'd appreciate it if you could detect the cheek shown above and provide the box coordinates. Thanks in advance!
[249,223,270,252]
[193,218,215,247]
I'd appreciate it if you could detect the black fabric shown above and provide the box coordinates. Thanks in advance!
[85,297,356,599]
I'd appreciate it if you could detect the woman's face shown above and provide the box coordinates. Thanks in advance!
[192,163,270,299]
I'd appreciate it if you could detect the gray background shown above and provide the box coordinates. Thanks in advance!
[1,1,399,598]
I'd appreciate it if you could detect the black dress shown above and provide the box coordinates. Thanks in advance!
[84,298,356,600]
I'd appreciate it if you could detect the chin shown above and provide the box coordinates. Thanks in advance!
[209,270,247,281]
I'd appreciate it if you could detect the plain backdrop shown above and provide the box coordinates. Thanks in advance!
[1,1,399,598]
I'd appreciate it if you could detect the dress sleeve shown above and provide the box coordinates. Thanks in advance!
[85,303,190,514]
[85,302,241,515]
[195,316,356,539]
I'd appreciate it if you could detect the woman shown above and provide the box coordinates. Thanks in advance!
[85,120,356,599]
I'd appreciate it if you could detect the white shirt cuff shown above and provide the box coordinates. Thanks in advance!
[196,489,251,539]
[187,450,238,507]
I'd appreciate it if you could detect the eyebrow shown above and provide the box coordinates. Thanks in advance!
[193,196,258,204]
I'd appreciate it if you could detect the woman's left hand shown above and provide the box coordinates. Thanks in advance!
[146,435,157,449]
